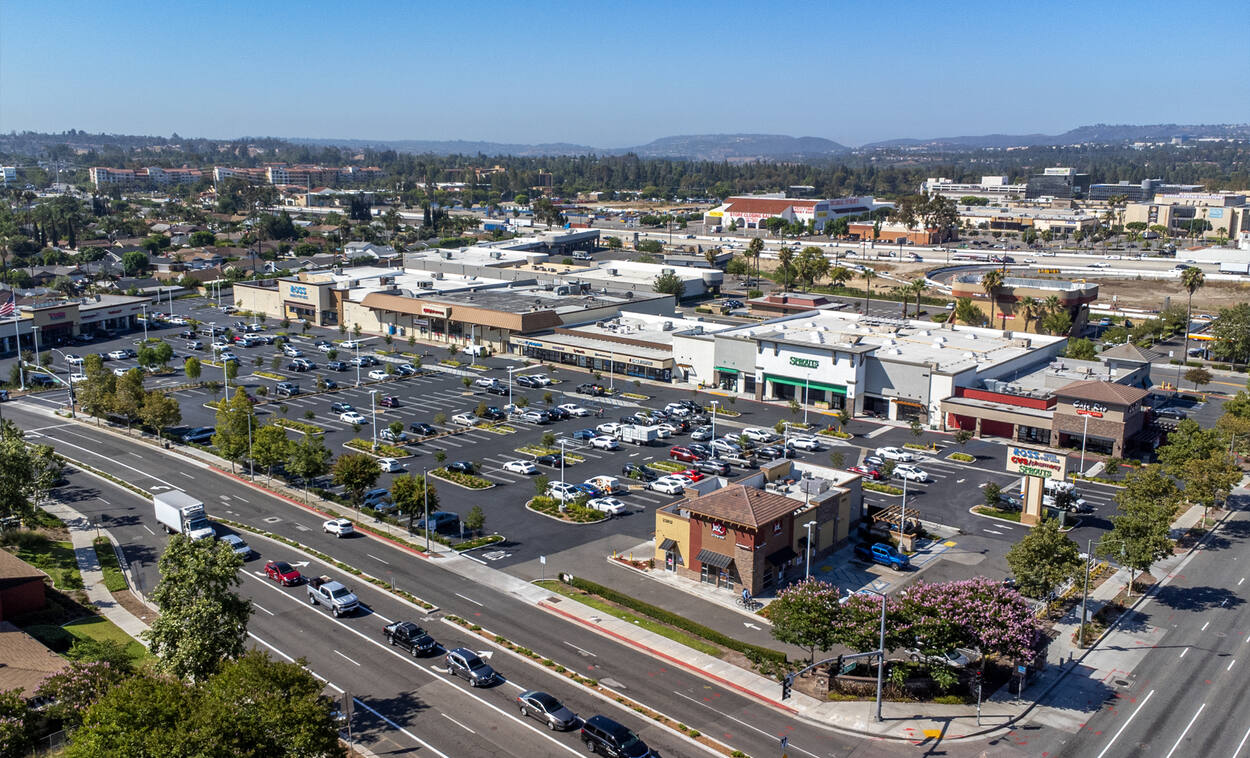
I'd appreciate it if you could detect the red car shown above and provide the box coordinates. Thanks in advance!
[669,446,701,463]
[379,396,400,408]
[264,560,302,586]
[849,465,883,481]
[679,469,706,483]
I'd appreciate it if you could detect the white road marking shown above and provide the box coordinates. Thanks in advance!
[1164,703,1205,758]
[441,713,476,734]
[252,602,274,616]
[563,641,597,657]
[672,691,820,758]
[179,471,194,478]
[39,433,182,490]
[1229,659,1236,671]
[333,649,362,666]
[1180,648,1189,658]
[97,497,109,504]
[455,592,484,606]
[1096,688,1153,758]
[142,524,155,535]
[1239,577,1245,586]
[1202,621,1211,631]
[367,553,390,565]
[1234,724,1250,758]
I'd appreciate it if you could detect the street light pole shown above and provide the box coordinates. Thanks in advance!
[861,588,888,722]
[32,325,41,370]
[608,349,615,393]
[1078,538,1092,649]
[140,304,149,343]
[710,400,718,442]
[247,413,254,478]
[369,390,378,451]
[558,439,568,510]
[355,342,362,388]
[422,467,430,552]
[803,375,810,426]
[803,520,816,579]
[1079,412,1090,474]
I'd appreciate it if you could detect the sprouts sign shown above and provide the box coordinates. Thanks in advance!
[1005,445,1067,480]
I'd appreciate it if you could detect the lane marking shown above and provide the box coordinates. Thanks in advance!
[1234,725,1250,758]
[1163,703,1205,758]
[97,497,109,504]
[179,471,194,478]
[36,432,182,490]
[1239,577,1245,586]
[441,713,476,734]
[252,602,274,616]
[367,553,390,565]
[1202,621,1211,631]
[142,524,155,535]
[455,592,484,607]
[672,690,820,758]
[563,641,597,657]
[1180,648,1189,659]
[1096,688,1154,758]
[1229,659,1236,671]
[334,649,362,666]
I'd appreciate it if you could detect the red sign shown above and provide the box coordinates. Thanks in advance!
[710,523,726,538]
[421,307,444,316]
[1075,409,1104,418]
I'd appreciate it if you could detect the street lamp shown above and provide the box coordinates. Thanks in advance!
[32,325,41,370]
[247,413,254,478]
[803,520,817,580]
[859,588,889,722]
[608,349,615,393]
[140,304,149,343]
[803,375,811,427]
[709,400,718,441]
[50,349,76,418]
[422,466,430,551]
[369,390,379,451]
[1079,412,1090,474]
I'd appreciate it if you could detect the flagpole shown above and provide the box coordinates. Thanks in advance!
[8,298,22,391]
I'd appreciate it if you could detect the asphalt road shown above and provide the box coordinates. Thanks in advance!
[1026,503,1250,758]
[14,400,933,758]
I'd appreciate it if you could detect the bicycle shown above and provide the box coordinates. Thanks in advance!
[736,595,760,611]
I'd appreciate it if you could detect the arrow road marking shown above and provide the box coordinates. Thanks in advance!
[743,622,761,630]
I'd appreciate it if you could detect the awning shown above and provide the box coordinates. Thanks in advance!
[696,549,735,570]
[764,374,847,396]
[766,546,797,566]
[893,399,926,409]
[714,366,740,374]
[659,538,678,552]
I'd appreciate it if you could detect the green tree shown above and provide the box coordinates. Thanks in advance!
[983,481,1002,509]
[464,505,486,535]
[1210,304,1250,367]
[653,270,685,298]
[767,578,842,663]
[1041,309,1073,336]
[1179,453,1240,522]
[1005,515,1083,599]
[184,356,202,382]
[1099,465,1180,596]
[35,660,130,728]
[251,424,291,483]
[861,267,875,312]
[332,452,380,506]
[776,246,795,290]
[980,269,1005,329]
[143,535,251,682]
[1184,366,1212,390]
[1157,419,1226,478]
[746,236,764,284]
[1065,338,1097,361]
[796,246,829,291]
[211,388,256,473]
[287,433,331,502]
[121,249,148,275]
[111,368,146,431]
[139,391,181,433]
[392,472,438,532]
[0,688,34,757]
[953,427,974,447]
[1179,266,1204,363]
[0,421,48,526]
[954,297,982,326]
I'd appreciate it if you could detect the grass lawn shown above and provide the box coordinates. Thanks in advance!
[535,580,721,656]
[93,537,128,592]
[973,505,1023,522]
[9,535,83,591]
[63,616,150,665]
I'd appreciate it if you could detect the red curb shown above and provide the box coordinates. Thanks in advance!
[538,600,800,715]
[214,468,432,559]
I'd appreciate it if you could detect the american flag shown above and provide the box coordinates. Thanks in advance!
[0,296,13,318]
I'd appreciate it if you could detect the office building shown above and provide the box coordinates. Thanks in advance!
[1025,167,1091,199]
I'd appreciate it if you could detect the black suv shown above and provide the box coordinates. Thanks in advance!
[578,383,606,396]
[479,407,506,421]
[485,384,509,396]
[516,374,540,388]
[409,422,437,436]
[382,621,437,656]
[621,462,658,482]
[580,714,652,757]
[446,461,475,474]
[444,647,497,687]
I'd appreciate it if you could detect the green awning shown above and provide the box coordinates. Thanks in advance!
[764,374,847,396]
[714,366,740,374]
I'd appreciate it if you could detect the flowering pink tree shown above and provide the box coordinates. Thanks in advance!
[831,593,907,653]
[899,578,1041,662]
[768,578,843,663]
[36,660,128,727]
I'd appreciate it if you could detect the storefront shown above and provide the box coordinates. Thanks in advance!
[1051,381,1149,458]
[510,332,675,383]
[234,277,341,327]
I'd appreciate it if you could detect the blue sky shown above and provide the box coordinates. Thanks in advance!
[2,0,1246,147]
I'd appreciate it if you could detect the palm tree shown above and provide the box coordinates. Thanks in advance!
[776,246,794,291]
[1180,267,1205,374]
[909,278,927,319]
[861,268,875,313]
[1043,294,1062,320]
[980,269,1005,329]
[746,237,764,287]
[1019,296,1039,333]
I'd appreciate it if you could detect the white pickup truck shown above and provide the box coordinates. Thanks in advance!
[307,576,359,617]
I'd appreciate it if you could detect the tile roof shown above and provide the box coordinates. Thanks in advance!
[0,549,46,586]
[1054,379,1149,406]
[0,621,68,697]
[681,484,798,529]
[1098,343,1163,363]
[724,197,818,215]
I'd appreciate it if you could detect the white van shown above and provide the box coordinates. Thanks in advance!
[464,344,488,357]
[585,475,626,495]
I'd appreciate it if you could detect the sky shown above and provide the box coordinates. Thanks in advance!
[2,0,1247,148]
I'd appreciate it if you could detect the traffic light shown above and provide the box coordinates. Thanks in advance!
[781,674,794,701]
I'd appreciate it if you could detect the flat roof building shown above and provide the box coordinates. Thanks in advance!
[704,195,890,232]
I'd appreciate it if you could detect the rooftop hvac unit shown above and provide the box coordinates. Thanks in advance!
[607,268,618,276]
[662,268,675,275]
[491,251,502,259]
[442,251,453,259]
[691,326,704,335]
[431,272,443,279]
[662,321,674,331]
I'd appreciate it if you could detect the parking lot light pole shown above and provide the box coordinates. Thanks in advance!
[140,304,149,342]
[710,400,718,441]
[369,390,378,451]
[803,520,817,579]
[355,343,362,388]
[609,349,615,393]
[50,349,76,418]
[1079,412,1090,475]
[422,467,430,551]
[861,588,888,722]
[558,438,568,509]
[32,325,41,370]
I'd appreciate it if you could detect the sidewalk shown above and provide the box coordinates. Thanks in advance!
[41,500,152,644]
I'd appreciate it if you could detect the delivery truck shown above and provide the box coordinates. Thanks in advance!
[153,491,215,541]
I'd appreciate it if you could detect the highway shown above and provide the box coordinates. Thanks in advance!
[13,398,933,758]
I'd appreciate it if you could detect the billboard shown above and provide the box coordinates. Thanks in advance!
[1006,445,1067,480]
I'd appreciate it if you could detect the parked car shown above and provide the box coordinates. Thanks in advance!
[446,461,475,474]
[444,647,497,687]
[409,422,437,436]
[546,406,570,421]
[479,406,506,421]
[690,425,714,441]
[756,445,795,461]
[742,427,778,443]
[362,488,391,509]
[588,497,628,516]
[330,402,355,414]
[649,477,687,495]
[535,453,566,468]
[180,426,215,444]
[472,378,500,390]
[416,511,460,533]
[264,560,302,585]
[548,482,581,502]
[849,465,883,480]
[396,363,417,375]
[485,383,509,396]
[590,436,619,450]
[451,412,477,426]
[572,428,597,441]
[503,460,538,475]
[515,374,540,388]
[315,340,334,352]
[377,457,403,473]
[288,358,315,372]
[517,690,579,731]
[521,410,550,424]
[368,369,389,381]
[558,403,590,417]
[577,383,606,396]
[379,395,400,408]
[876,446,915,462]
[864,455,885,468]
[904,648,970,668]
[853,542,910,571]
[595,422,622,436]
[106,349,130,360]
[340,411,367,424]
[622,462,658,482]
[787,435,822,451]
[892,464,929,482]
[323,518,354,537]
[694,458,730,475]
[326,360,349,371]
[581,714,652,757]
[573,483,602,499]
[669,446,702,463]
[1154,407,1187,420]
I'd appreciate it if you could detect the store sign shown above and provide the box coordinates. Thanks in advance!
[421,305,448,317]
[48,311,67,321]
[789,357,819,369]
[518,340,545,348]
[1074,400,1107,418]
[287,284,310,300]
[710,523,727,538]
[1006,445,1067,480]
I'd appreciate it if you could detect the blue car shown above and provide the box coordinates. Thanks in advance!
[573,483,602,498]
[572,428,596,441]
[416,511,460,533]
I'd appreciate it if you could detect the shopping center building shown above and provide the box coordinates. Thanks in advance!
[0,294,150,354]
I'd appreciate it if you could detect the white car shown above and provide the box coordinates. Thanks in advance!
[340,411,367,424]
[529,374,552,386]
[451,412,478,426]
[167,316,188,326]
[368,369,389,381]
[219,533,252,559]
[107,350,130,360]
[323,518,354,537]
[472,377,499,389]
[69,372,88,384]
[503,460,539,475]
[892,464,929,482]
[742,427,778,443]
[595,422,622,436]
[340,340,361,349]
[876,446,914,462]
[378,457,403,473]
[211,342,231,352]
[547,482,581,502]
[111,367,130,377]
[905,648,969,668]
[788,435,822,451]
[653,424,675,439]
[649,477,687,495]
[588,497,628,516]
[557,403,590,417]
[590,436,620,451]
[64,354,84,366]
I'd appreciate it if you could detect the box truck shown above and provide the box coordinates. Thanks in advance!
[153,491,215,541]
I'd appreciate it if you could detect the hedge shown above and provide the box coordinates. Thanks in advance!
[565,576,787,665]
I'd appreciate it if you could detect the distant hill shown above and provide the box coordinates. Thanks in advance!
[863,123,1250,149]
[289,133,849,161]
